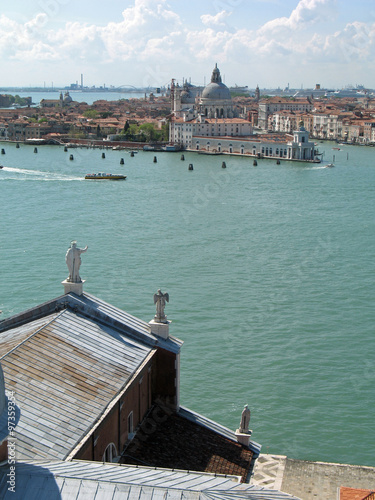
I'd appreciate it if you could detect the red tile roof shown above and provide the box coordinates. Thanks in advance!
[340,487,375,500]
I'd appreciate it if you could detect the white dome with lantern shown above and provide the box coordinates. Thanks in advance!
[198,64,235,119]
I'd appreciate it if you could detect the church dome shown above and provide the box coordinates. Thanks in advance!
[201,64,231,101]
[63,91,73,103]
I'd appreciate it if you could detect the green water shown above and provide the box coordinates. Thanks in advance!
[1,142,374,466]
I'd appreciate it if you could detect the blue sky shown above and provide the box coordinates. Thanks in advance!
[1,0,375,89]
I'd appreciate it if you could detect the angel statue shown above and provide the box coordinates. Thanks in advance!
[153,289,169,323]
[65,241,88,283]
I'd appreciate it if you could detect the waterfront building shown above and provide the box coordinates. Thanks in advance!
[191,127,316,161]
[6,120,65,142]
[169,65,318,161]
[258,97,313,130]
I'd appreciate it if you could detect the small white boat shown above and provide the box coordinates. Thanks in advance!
[324,163,334,168]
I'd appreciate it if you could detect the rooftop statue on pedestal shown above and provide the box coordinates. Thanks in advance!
[65,241,88,283]
[153,289,169,323]
[239,404,251,434]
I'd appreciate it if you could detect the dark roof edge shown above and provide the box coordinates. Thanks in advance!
[0,294,66,332]
[178,406,262,456]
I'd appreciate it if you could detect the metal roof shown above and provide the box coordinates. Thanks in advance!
[0,305,154,460]
[0,291,183,461]
[0,461,302,499]
[0,292,183,355]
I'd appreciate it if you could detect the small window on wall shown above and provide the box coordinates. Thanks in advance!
[102,442,118,463]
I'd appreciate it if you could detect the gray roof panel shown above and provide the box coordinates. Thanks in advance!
[1,308,153,460]
[0,462,302,499]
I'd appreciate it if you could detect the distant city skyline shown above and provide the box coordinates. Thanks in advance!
[1,0,375,89]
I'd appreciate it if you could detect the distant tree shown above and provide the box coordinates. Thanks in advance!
[160,122,169,141]
[84,109,99,119]
[139,123,157,142]
[125,123,139,140]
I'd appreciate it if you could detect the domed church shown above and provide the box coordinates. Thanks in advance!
[169,64,317,161]
[170,64,251,150]
[197,64,236,119]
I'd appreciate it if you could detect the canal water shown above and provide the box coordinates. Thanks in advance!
[0,141,374,466]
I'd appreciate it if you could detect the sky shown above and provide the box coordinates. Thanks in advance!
[1,0,375,89]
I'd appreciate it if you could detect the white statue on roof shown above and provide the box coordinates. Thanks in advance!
[239,404,251,433]
[153,289,169,323]
[65,241,88,283]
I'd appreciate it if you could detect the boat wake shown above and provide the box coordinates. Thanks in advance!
[1,166,83,181]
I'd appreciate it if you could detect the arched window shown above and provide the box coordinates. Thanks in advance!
[102,443,118,463]
[229,144,233,153]
[218,143,222,152]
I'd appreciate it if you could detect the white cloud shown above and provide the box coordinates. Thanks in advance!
[259,0,333,33]
[200,10,232,27]
[323,22,375,62]
[1,0,375,87]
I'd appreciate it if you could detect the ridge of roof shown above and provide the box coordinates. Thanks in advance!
[0,292,183,354]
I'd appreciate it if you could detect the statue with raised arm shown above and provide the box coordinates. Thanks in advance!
[153,289,169,323]
[239,404,251,433]
[65,241,88,283]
